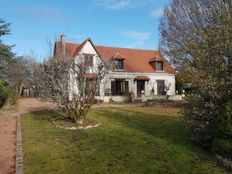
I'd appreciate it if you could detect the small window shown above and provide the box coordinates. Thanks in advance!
[114,59,123,69]
[156,61,163,71]
[84,54,93,66]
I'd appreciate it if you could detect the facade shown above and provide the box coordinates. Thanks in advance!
[54,33,175,102]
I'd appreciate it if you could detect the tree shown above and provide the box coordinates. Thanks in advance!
[160,0,232,150]
[0,18,14,81]
[35,55,108,124]
[7,56,38,95]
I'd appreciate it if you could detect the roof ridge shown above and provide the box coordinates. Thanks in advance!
[55,41,79,45]
[95,45,159,52]
[62,41,159,52]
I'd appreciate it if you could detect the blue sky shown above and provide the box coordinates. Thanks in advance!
[1,0,170,61]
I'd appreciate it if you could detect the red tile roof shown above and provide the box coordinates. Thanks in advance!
[54,42,79,58]
[54,40,174,73]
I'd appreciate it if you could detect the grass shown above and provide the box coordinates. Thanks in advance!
[21,106,228,174]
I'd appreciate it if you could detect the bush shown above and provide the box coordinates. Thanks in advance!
[183,93,219,147]
[6,87,18,105]
[0,82,8,108]
[216,100,232,139]
[212,100,232,159]
[213,138,232,159]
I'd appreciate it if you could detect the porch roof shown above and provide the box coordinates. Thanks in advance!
[134,76,150,81]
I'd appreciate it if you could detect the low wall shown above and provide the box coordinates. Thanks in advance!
[95,95,184,103]
[95,96,130,103]
[168,95,184,101]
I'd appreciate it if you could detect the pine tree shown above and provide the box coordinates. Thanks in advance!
[0,18,14,81]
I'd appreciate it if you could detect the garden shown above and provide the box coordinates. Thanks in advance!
[21,106,227,174]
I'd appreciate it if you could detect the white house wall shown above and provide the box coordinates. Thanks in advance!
[76,41,103,73]
[70,40,108,98]
[108,72,175,97]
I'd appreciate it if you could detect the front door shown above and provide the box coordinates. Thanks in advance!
[157,80,165,95]
[137,80,145,97]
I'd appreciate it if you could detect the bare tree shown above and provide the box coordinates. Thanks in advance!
[35,54,108,124]
[7,56,37,95]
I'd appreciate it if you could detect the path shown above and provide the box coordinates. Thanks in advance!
[0,98,57,174]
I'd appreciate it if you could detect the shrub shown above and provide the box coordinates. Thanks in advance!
[183,92,219,147]
[160,0,232,151]
[213,100,232,159]
[0,81,8,108]
[213,138,232,159]
[216,100,232,140]
[6,86,18,105]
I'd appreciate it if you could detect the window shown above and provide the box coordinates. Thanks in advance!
[111,80,129,96]
[85,79,100,96]
[156,61,163,71]
[84,54,93,66]
[114,59,123,69]
[157,80,165,95]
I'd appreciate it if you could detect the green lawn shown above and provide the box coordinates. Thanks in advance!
[21,106,228,174]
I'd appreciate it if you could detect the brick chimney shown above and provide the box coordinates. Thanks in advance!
[60,32,66,56]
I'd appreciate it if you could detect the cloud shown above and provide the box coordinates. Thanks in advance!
[121,30,152,44]
[92,0,131,9]
[108,1,131,9]
[150,8,164,17]
[15,4,69,24]
[68,35,83,41]
[92,0,156,10]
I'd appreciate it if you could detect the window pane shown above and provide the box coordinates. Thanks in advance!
[115,60,123,69]
[111,80,129,96]
[156,62,163,71]
[85,54,93,66]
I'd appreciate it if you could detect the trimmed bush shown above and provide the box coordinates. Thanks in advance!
[0,81,8,108]
[6,87,18,105]
[213,138,232,159]
[213,100,232,159]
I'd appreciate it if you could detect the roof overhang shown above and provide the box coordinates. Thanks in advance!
[134,76,150,81]
[84,73,97,79]
[149,57,164,63]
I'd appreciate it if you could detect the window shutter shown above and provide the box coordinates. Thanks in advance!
[111,81,116,96]
[125,81,129,94]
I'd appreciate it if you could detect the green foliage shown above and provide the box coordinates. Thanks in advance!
[0,18,14,82]
[21,107,226,174]
[217,100,232,139]
[0,81,8,108]
[0,18,10,37]
[212,100,232,159]
[6,86,18,105]
[213,138,232,159]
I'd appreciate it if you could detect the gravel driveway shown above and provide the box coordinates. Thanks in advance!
[0,98,57,174]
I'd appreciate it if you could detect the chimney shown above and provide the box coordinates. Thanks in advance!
[60,32,66,56]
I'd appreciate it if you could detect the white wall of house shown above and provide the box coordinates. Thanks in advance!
[106,72,175,98]
[76,41,103,73]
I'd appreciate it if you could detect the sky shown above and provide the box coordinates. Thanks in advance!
[0,0,170,61]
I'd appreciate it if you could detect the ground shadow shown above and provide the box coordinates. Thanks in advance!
[94,107,194,148]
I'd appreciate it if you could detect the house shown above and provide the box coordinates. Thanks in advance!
[54,33,175,102]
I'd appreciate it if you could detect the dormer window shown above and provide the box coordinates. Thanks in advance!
[115,59,124,69]
[156,61,163,71]
[84,54,93,66]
